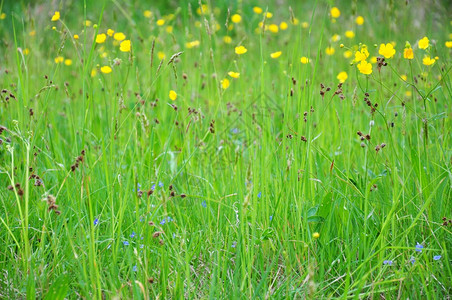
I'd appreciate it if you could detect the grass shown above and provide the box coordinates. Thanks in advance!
[0,0,451,298]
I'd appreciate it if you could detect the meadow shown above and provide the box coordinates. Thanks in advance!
[0,0,451,298]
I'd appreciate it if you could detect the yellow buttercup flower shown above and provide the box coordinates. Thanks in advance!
[54,56,64,63]
[84,20,92,27]
[51,11,60,22]
[344,50,352,58]
[446,41,452,48]
[74,34,79,40]
[379,43,396,59]
[228,71,240,78]
[301,22,309,28]
[401,75,407,81]
[357,60,372,75]
[0,13,6,20]
[264,12,273,19]
[270,51,282,59]
[355,16,364,25]
[119,40,131,52]
[23,48,30,55]
[370,56,377,64]
[143,10,152,18]
[292,18,300,25]
[157,51,165,60]
[325,47,335,55]
[345,30,355,39]
[231,14,241,23]
[418,36,429,49]
[113,32,126,41]
[95,33,107,44]
[337,71,348,83]
[64,59,72,66]
[100,66,112,74]
[107,29,114,36]
[235,46,247,55]
[221,78,230,89]
[166,26,173,33]
[403,47,413,59]
[253,7,263,14]
[330,7,340,18]
[223,36,232,44]
[268,24,279,33]
[300,57,309,64]
[313,232,320,239]
[280,22,288,30]
[332,34,341,42]
[156,19,165,26]
[169,90,177,101]
[422,56,435,66]
[29,30,36,37]
[186,40,200,48]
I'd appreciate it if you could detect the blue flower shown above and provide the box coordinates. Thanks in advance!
[93,218,99,226]
[415,243,423,252]
[137,183,141,191]
[160,219,166,225]
[269,215,273,221]
[158,181,164,188]
[257,192,262,198]
[123,241,129,246]
[383,260,393,266]
[433,255,441,261]
[201,201,207,208]
[410,257,415,265]
[132,265,137,272]
[151,184,156,191]
[130,232,136,238]
[231,241,237,248]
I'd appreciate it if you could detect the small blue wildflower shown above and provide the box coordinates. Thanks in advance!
[123,241,129,246]
[130,232,136,238]
[257,192,262,198]
[140,244,144,249]
[160,219,166,225]
[410,257,415,265]
[231,241,237,248]
[231,128,239,134]
[140,217,144,222]
[167,216,173,222]
[172,233,176,238]
[433,255,441,261]
[94,218,99,226]
[383,260,393,266]
[132,265,137,272]
[151,184,156,191]
[158,181,164,188]
[201,201,207,208]
[137,183,141,192]
[415,243,424,252]
[270,215,273,221]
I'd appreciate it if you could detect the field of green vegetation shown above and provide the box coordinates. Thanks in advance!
[0,0,451,298]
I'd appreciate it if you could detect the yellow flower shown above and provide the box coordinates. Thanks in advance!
[325,47,335,55]
[405,90,412,97]
[332,34,341,42]
[196,4,209,15]
[29,30,36,37]
[119,40,131,52]
[445,41,452,48]
[64,59,72,66]
[313,232,320,239]
[357,60,372,75]
[228,71,240,78]
[223,36,232,44]
[107,29,114,36]
[370,56,377,64]
[91,69,97,77]
[337,71,348,83]
[52,26,56,30]
[422,56,435,66]
[169,90,177,100]
[186,40,200,48]
[113,32,126,41]
[345,30,355,39]
[156,19,165,26]
[418,36,429,49]
[268,24,279,33]
[401,75,407,81]
[84,20,92,27]
[23,48,30,55]
[264,12,273,19]
[157,51,165,60]
[330,7,340,18]
[270,51,282,59]
[344,50,352,58]
[0,13,6,20]
[379,43,396,59]
[166,26,173,33]
[221,78,230,89]
[143,10,152,18]
[301,22,309,28]
[231,14,241,23]
[100,66,112,74]
[51,11,60,22]
[403,47,414,59]
[253,6,263,14]
[235,46,247,55]
[280,22,288,30]
[54,56,64,63]
[95,33,107,44]
[300,57,309,64]
[355,16,364,25]
[74,34,79,40]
